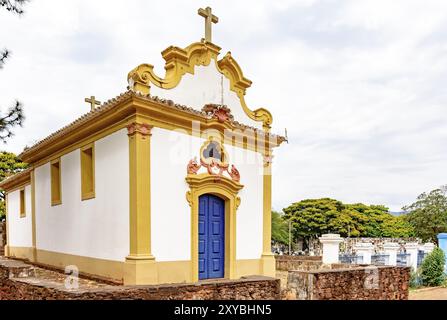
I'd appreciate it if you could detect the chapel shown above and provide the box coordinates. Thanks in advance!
[0,7,285,285]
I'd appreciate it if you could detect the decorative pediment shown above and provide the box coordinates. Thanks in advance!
[127,40,273,130]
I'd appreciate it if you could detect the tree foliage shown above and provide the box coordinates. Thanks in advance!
[282,198,414,243]
[0,151,28,219]
[0,0,27,69]
[420,247,446,287]
[271,211,289,245]
[0,0,28,142]
[403,186,447,243]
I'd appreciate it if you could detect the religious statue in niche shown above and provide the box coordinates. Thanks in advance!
[202,141,224,163]
[187,138,240,182]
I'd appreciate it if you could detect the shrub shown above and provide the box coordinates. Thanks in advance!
[420,247,446,287]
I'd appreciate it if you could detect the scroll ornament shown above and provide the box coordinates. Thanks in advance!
[187,157,240,182]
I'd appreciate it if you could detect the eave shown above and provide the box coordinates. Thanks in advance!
[19,91,286,166]
[0,168,32,192]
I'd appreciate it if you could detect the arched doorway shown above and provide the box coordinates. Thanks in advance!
[198,194,225,280]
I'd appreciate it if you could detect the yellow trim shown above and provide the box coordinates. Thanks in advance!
[31,115,134,167]
[5,182,30,194]
[31,170,37,262]
[132,101,278,154]
[127,41,273,129]
[4,193,9,256]
[261,149,275,277]
[35,248,124,282]
[20,97,136,165]
[186,173,243,282]
[217,52,273,130]
[19,188,26,218]
[50,158,62,206]
[80,143,95,201]
[236,259,263,278]
[8,246,34,261]
[123,119,157,285]
[0,169,31,192]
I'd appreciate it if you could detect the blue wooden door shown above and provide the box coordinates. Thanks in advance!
[198,194,225,280]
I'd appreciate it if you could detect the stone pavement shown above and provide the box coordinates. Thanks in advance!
[409,287,447,300]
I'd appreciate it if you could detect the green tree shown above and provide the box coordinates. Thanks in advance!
[0,151,28,219]
[282,198,414,245]
[283,198,342,244]
[381,215,415,238]
[403,186,447,243]
[420,247,446,287]
[271,210,289,245]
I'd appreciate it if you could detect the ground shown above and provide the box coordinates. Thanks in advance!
[409,287,447,300]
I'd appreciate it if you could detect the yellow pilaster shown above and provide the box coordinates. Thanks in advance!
[123,120,158,285]
[31,170,37,262]
[261,149,275,277]
[4,193,9,256]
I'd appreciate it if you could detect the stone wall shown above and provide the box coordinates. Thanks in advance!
[0,221,5,256]
[283,266,410,300]
[0,258,280,300]
[275,255,323,271]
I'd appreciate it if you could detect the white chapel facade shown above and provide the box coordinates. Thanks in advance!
[0,7,285,285]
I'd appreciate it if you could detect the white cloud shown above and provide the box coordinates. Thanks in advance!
[0,0,446,211]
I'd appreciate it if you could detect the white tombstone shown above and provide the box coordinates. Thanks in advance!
[423,243,435,254]
[354,242,374,264]
[404,242,419,270]
[383,242,400,266]
[319,233,343,264]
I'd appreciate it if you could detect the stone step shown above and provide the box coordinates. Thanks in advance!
[0,257,36,279]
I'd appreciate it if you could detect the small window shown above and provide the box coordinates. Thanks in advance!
[51,159,62,206]
[81,144,95,200]
[19,189,26,218]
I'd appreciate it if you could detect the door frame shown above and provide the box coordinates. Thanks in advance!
[186,173,243,282]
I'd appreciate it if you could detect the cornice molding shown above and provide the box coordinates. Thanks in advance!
[0,168,32,191]
[17,91,285,169]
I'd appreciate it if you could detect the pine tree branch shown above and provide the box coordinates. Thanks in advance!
[0,0,28,15]
[0,49,9,69]
[0,0,29,143]
[0,101,24,143]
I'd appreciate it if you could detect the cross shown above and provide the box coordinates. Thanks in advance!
[85,96,101,111]
[198,6,218,43]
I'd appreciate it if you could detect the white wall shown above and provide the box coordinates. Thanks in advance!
[7,185,33,247]
[34,129,129,262]
[233,148,264,260]
[151,128,263,262]
[150,63,262,129]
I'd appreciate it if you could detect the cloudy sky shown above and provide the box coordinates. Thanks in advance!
[1,0,446,211]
